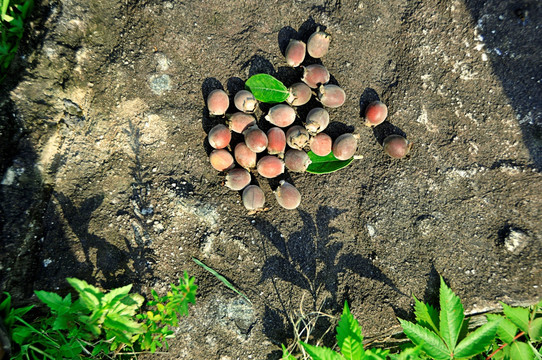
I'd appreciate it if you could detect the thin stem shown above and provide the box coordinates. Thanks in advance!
[486,331,525,360]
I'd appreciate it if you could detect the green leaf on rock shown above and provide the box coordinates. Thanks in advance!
[414,296,440,335]
[245,74,289,103]
[487,314,517,343]
[306,151,354,174]
[439,277,465,351]
[454,317,501,358]
[399,319,450,360]
[501,302,530,333]
[336,301,364,359]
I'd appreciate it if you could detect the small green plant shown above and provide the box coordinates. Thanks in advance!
[0,272,196,359]
[0,0,33,81]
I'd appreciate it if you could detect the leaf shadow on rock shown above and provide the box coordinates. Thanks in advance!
[254,206,403,346]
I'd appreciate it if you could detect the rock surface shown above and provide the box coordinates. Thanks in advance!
[0,0,541,359]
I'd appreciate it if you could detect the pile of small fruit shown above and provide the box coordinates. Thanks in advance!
[204,27,411,211]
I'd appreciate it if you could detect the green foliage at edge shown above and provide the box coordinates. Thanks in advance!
[0,0,33,81]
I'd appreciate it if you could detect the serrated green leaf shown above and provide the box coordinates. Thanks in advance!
[501,302,530,333]
[300,341,345,360]
[387,344,423,360]
[245,74,289,103]
[529,317,542,341]
[102,284,132,304]
[67,278,102,310]
[365,348,390,359]
[306,151,354,174]
[399,319,450,360]
[281,344,297,360]
[336,302,364,359]
[414,296,440,335]
[103,312,144,334]
[487,314,517,343]
[35,290,65,312]
[454,318,501,358]
[509,341,534,360]
[439,277,464,351]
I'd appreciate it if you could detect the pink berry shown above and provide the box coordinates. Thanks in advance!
[257,155,285,178]
[309,133,332,156]
[285,39,306,67]
[301,64,330,89]
[242,185,265,210]
[225,168,252,191]
[284,149,311,172]
[287,82,312,106]
[383,135,411,159]
[305,107,329,135]
[364,101,388,127]
[274,180,301,210]
[234,142,257,169]
[265,104,296,128]
[332,133,358,160]
[208,124,231,149]
[243,125,268,153]
[267,127,287,156]
[209,149,235,171]
[307,30,331,58]
[286,125,310,150]
[207,89,229,116]
[234,90,257,113]
[318,84,346,108]
[227,112,256,134]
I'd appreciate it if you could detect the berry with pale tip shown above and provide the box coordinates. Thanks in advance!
[284,149,311,172]
[332,133,358,160]
[225,168,252,191]
[208,124,231,149]
[285,39,306,67]
[227,112,256,134]
[305,107,329,135]
[234,142,257,169]
[309,132,332,156]
[265,104,296,128]
[364,101,388,127]
[286,125,310,150]
[242,185,265,211]
[307,30,331,58]
[301,64,330,89]
[274,180,301,210]
[234,90,257,113]
[207,89,229,116]
[257,156,285,178]
[267,127,287,156]
[209,149,235,171]
[383,135,411,159]
[287,82,312,106]
[318,84,346,108]
[243,125,268,153]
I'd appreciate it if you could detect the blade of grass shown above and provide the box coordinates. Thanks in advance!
[192,258,252,305]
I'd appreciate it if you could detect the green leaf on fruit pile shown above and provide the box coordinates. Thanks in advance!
[306,151,354,174]
[336,301,365,359]
[245,73,289,103]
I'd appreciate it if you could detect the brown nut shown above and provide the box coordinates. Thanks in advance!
[286,125,310,150]
[274,180,301,210]
[301,64,330,89]
[364,101,388,127]
[225,168,251,191]
[318,84,346,108]
[234,90,257,113]
[234,142,257,169]
[285,39,306,67]
[243,125,268,153]
[307,30,331,58]
[257,155,285,178]
[208,124,231,149]
[227,112,256,133]
[209,149,235,171]
[309,133,332,156]
[266,127,287,156]
[242,185,265,210]
[265,104,296,128]
[287,82,312,106]
[207,89,229,116]
[383,135,411,159]
[332,133,358,160]
[284,149,312,172]
[305,107,330,135]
